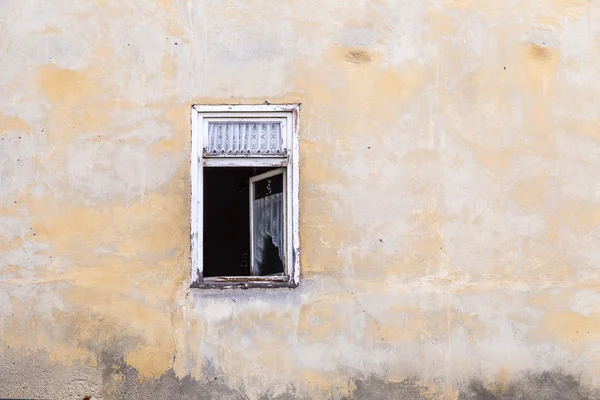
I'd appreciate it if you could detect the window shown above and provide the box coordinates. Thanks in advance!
[190,104,300,289]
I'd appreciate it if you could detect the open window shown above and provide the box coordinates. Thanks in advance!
[190,105,300,289]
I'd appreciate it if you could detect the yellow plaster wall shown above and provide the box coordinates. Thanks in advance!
[2,0,600,398]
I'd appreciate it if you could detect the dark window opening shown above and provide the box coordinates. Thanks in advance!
[203,167,286,278]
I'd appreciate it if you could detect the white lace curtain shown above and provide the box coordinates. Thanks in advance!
[252,193,284,273]
[207,122,284,155]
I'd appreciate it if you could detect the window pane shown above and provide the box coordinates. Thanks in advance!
[207,121,284,155]
[251,172,285,276]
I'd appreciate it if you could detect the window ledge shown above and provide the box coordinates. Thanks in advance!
[191,277,298,290]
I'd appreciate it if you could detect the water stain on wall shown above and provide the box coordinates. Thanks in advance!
[2,0,600,398]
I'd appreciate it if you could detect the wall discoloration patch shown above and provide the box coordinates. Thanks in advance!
[460,370,600,400]
[2,0,600,397]
[527,43,555,63]
[342,48,373,64]
[0,346,103,400]
[343,376,429,400]
[4,348,598,400]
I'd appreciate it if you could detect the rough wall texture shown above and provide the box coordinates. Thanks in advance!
[1,0,600,399]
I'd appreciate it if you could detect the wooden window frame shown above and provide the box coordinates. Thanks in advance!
[190,104,301,289]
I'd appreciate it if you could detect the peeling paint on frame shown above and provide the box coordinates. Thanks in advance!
[190,104,301,289]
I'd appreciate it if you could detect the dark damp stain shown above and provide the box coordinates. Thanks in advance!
[459,370,599,400]
[342,376,427,400]
[96,353,247,400]
[343,49,372,64]
[2,345,599,400]
[98,357,427,400]
[258,385,308,400]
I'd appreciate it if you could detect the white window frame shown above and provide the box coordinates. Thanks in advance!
[190,104,300,289]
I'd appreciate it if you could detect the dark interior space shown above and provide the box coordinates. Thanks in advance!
[203,166,275,277]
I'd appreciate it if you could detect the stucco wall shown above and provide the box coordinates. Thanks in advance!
[2,0,600,399]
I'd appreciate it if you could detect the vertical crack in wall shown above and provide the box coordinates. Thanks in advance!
[169,291,190,371]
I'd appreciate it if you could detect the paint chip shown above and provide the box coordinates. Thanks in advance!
[343,49,372,64]
[528,43,553,62]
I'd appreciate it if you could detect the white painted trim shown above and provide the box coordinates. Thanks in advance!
[290,106,301,286]
[249,168,286,276]
[190,107,201,283]
[249,167,288,181]
[193,104,300,113]
[198,114,290,120]
[203,158,288,167]
[204,275,286,282]
[203,154,288,159]
[190,104,301,288]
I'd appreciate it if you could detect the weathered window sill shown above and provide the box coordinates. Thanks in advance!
[191,276,298,289]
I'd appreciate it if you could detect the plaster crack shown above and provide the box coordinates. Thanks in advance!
[336,279,382,333]
[170,291,190,371]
